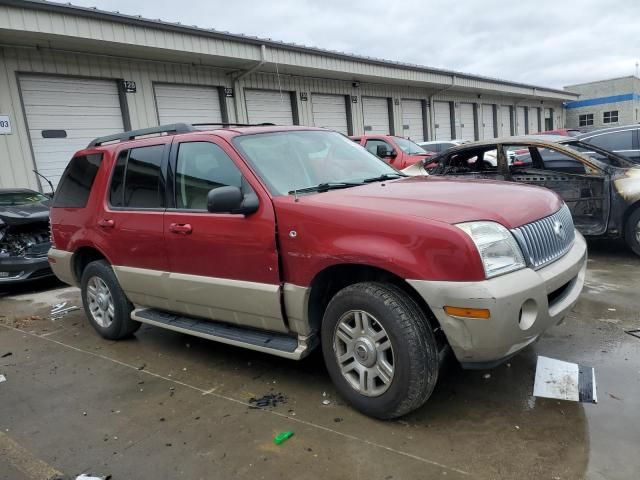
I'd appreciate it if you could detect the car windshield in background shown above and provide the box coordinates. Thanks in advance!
[0,191,48,206]
[394,137,427,155]
[234,130,400,196]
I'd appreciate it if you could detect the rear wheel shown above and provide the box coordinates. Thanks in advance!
[625,207,640,256]
[321,282,439,419]
[80,260,140,340]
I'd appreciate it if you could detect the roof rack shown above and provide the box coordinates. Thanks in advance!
[88,123,195,147]
[87,122,278,147]
[190,122,276,128]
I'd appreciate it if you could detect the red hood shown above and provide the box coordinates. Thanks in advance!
[293,176,563,229]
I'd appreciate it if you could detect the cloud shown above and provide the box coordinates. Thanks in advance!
[64,0,640,88]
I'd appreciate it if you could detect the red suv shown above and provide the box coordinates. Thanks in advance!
[351,135,436,169]
[48,124,587,419]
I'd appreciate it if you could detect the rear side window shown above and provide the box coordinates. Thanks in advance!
[108,145,165,209]
[585,130,634,152]
[53,154,102,208]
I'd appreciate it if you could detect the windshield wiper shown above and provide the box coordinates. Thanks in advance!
[288,181,363,195]
[362,173,406,183]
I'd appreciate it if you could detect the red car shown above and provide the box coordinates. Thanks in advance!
[350,135,436,169]
[48,124,586,419]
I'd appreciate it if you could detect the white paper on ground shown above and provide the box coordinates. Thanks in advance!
[533,356,580,401]
[0,374,6,383]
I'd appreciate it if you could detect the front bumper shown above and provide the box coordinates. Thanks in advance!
[0,254,53,283]
[409,231,587,367]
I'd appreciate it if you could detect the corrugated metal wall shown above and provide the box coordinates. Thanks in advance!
[0,46,567,189]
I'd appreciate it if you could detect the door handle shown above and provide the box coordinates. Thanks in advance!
[169,223,192,234]
[97,219,115,228]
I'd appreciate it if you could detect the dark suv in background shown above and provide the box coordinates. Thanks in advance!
[577,125,640,163]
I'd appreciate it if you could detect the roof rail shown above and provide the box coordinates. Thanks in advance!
[190,122,276,128]
[87,123,195,147]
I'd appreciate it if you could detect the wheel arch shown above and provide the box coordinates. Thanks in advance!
[623,199,640,237]
[72,246,110,284]
[307,263,443,340]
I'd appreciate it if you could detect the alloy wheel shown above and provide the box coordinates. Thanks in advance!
[333,309,395,397]
[86,276,115,328]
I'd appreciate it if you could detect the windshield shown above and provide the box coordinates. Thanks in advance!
[0,191,49,206]
[394,137,427,155]
[234,130,400,195]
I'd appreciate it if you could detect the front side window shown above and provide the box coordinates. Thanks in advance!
[603,110,619,124]
[108,145,164,209]
[53,154,102,208]
[234,130,398,196]
[175,142,243,210]
[364,139,392,156]
[579,114,594,127]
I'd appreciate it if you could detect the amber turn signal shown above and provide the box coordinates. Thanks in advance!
[444,306,491,319]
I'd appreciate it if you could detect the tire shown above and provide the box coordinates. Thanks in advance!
[625,207,640,256]
[80,260,140,340]
[321,282,439,419]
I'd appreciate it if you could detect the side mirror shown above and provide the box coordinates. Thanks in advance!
[207,186,259,215]
[376,145,396,158]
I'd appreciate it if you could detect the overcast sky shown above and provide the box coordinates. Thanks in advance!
[66,0,640,89]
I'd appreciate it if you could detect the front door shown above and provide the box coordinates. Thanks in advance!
[507,145,610,235]
[163,136,286,332]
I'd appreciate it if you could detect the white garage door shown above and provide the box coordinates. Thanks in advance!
[459,103,476,141]
[19,75,124,188]
[516,106,527,135]
[481,104,495,139]
[245,89,294,125]
[544,108,553,130]
[362,97,390,134]
[401,99,425,142]
[528,107,539,134]
[433,101,452,140]
[155,84,223,125]
[500,106,513,136]
[311,94,348,135]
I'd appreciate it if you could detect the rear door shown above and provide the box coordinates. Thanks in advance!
[100,140,172,309]
[163,134,285,332]
[508,145,610,235]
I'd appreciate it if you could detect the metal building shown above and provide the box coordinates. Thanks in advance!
[0,0,577,190]
[565,76,640,132]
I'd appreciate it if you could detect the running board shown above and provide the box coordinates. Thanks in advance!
[131,308,315,360]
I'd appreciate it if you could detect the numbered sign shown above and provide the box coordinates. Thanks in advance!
[0,115,11,134]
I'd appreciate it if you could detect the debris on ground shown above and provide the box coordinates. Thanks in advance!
[75,474,111,480]
[1,352,11,358]
[50,302,79,320]
[273,431,294,445]
[248,392,287,409]
[0,374,6,383]
[483,373,491,379]
[608,393,623,401]
[333,417,343,423]
[625,329,640,340]
[533,356,597,403]
[322,399,331,405]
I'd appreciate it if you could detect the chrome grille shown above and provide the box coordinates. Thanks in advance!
[512,205,575,270]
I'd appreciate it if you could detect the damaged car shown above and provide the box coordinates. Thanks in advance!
[0,189,53,283]
[403,136,640,255]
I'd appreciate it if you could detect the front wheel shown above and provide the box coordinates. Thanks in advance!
[625,207,640,256]
[321,282,439,419]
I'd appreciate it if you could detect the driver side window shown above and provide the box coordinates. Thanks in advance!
[175,142,243,210]
[535,147,587,175]
[365,139,392,157]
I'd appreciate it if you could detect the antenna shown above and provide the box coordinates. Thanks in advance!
[33,169,54,196]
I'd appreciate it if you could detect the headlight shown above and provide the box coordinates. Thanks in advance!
[457,221,526,278]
